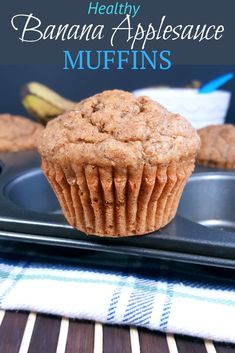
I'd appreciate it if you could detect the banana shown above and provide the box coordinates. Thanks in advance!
[21,82,76,125]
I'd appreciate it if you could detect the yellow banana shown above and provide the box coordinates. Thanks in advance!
[21,82,76,125]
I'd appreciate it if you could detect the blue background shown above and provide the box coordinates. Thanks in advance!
[0,64,234,124]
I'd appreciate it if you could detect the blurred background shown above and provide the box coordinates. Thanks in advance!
[0,64,234,124]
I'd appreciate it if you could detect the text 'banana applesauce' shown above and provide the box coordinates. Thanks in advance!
[10,13,225,71]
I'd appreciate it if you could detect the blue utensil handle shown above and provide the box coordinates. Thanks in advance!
[199,73,234,94]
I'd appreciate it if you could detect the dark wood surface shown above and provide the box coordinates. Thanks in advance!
[0,312,28,353]
[65,320,94,353]
[139,329,170,353]
[103,325,132,353]
[0,311,234,353]
[175,335,207,353]
[28,314,61,353]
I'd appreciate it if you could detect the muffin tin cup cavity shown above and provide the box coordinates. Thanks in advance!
[178,172,235,233]
[4,168,60,214]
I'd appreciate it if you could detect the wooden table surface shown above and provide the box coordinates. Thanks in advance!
[0,310,234,353]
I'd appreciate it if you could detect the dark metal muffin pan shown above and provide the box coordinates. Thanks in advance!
[178,172,235,233]
[1,151,235,268]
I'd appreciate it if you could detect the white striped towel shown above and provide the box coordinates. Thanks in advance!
[0,251,234,344]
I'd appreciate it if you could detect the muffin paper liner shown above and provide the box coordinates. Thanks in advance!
[41,158,195,237]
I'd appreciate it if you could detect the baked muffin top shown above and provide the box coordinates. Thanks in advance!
[39,90,200,167]
[197,124,235,167]
[0,114,43,152]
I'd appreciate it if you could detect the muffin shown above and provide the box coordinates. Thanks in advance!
[0,114,43,152]
[38,90,200,237]
[197,124,235,169]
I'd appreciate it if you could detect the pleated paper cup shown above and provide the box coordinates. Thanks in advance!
[41,158,195,237]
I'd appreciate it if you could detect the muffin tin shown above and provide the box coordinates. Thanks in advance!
[1,151,235,268]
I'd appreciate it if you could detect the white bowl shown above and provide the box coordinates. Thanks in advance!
[133,88,231,129]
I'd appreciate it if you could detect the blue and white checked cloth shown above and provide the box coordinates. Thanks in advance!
[0,251,235,343]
